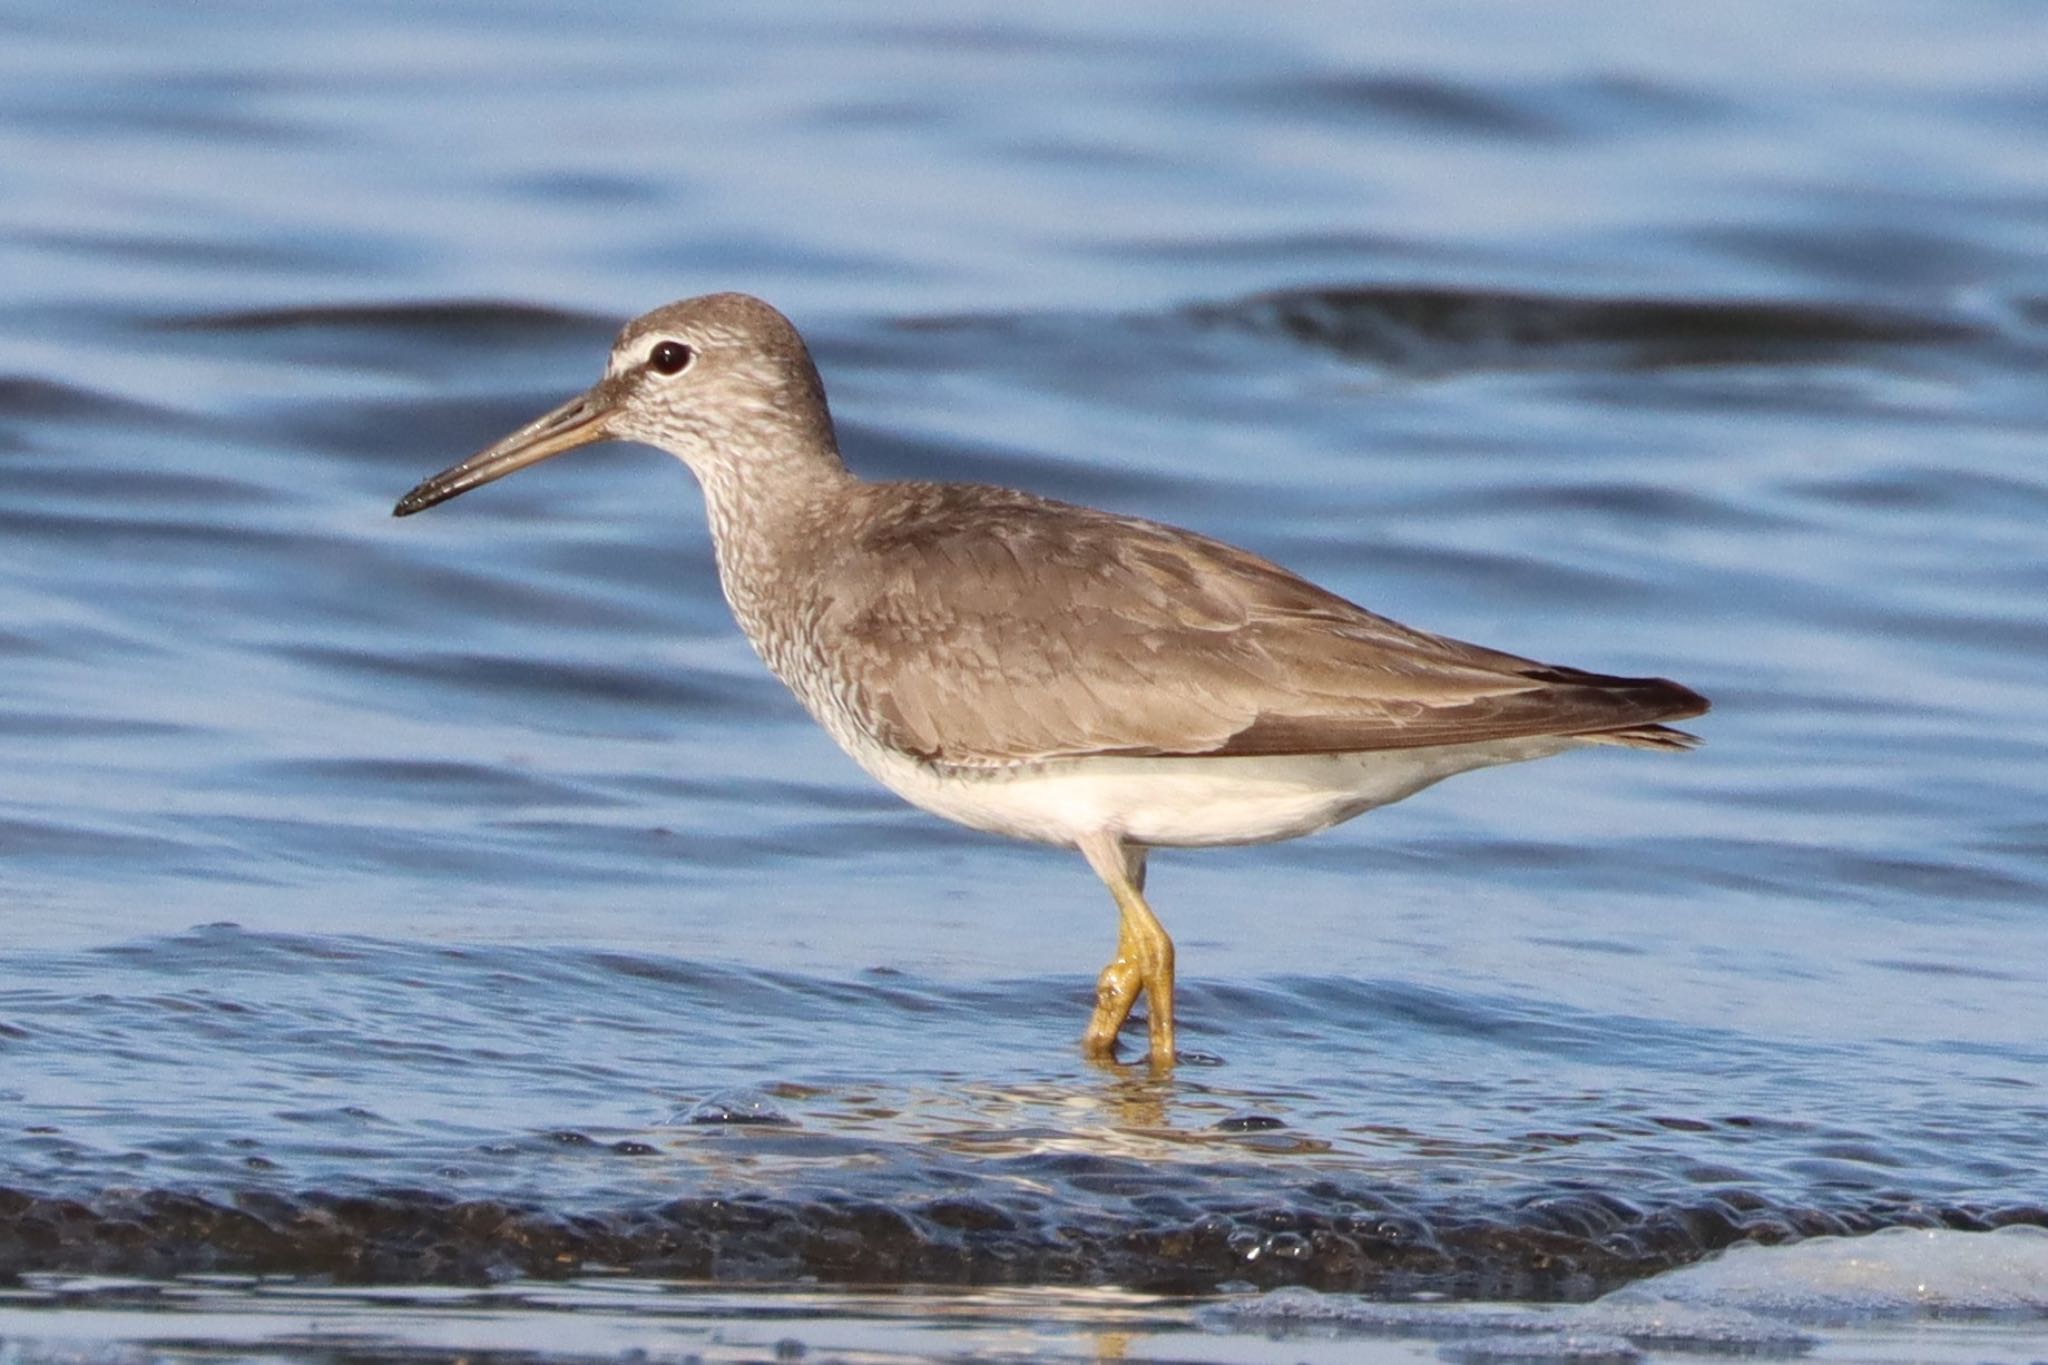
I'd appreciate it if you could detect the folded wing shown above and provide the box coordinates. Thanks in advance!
[815,485,1708,768]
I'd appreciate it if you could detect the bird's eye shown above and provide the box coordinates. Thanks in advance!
[648,340,695,375]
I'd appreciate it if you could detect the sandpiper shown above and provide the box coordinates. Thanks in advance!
[395,292,1708,1066]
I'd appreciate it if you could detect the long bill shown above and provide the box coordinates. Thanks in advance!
[393,385,616,517]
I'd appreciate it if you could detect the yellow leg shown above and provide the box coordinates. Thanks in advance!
[1078,835,1175,1066]
[1084,914,1144,1060]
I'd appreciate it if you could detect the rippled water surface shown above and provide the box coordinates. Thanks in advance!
[2,1,2046,1357]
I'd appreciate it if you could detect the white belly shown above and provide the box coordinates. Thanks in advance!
[839,733,1582,850]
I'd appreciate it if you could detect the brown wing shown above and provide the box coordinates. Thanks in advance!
[810,483,1708,767]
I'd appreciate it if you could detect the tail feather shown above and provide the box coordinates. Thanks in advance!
[1583,723,1702,751]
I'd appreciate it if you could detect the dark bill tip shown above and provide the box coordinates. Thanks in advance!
[391,387,613,518]
[392,483,446,517]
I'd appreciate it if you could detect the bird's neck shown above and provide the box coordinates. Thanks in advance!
[698,445,858,661]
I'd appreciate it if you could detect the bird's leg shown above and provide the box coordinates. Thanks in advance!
[1120,879,1175,1064]
[1078,837,1175,1065]
[1085,853,1148,1059]
[1085,917,1144,1061]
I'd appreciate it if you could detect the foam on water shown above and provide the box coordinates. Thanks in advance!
[1636,1225,2048,1321]
[1205,1283,1815,1355]
[1208,1227,2048,1356]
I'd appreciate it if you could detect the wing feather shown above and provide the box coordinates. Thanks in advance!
[808,484,1707,767]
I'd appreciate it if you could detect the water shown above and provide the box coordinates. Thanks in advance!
[3,0,2047,1357]
[4,1229,2047,1361]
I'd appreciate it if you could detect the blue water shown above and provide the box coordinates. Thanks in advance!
[1,0,2045,1329]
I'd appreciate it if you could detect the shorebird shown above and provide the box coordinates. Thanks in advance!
[394,293,1708,1066]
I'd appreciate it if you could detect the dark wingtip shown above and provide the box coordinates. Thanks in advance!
[1655,679,1712,723]
[1525,666,1710,724]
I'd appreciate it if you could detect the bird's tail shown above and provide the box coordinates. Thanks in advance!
[1582,723,1701,751]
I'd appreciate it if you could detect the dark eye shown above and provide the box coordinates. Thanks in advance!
[648,340,695,375]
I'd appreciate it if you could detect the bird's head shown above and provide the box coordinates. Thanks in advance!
[394,292,837,517]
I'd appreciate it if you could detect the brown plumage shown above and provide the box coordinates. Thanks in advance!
[811,482,1704,768]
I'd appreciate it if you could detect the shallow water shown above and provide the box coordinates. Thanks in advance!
[2,0,2046,1352]
[4,1229,2047,1363]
